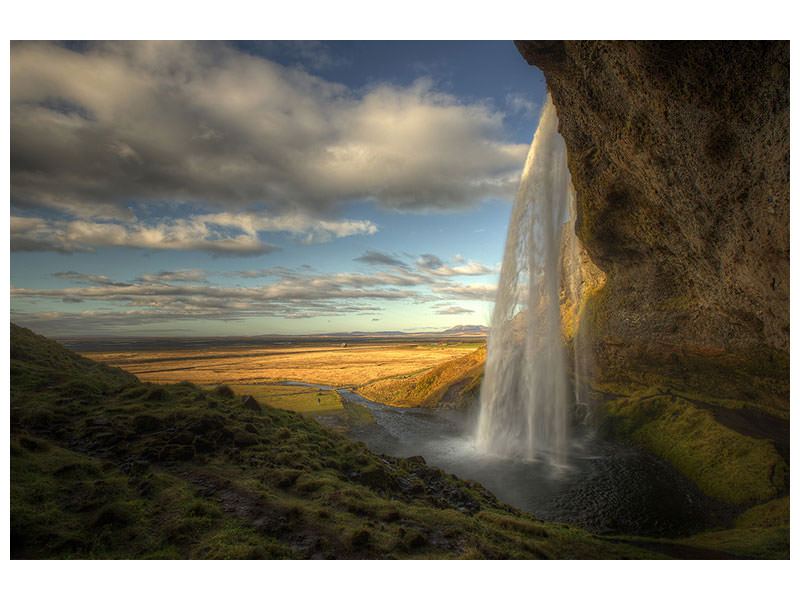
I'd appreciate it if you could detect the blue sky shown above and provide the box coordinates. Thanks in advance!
[10,40,546,336]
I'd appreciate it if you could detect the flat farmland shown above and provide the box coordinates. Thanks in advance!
[77,340,482,388]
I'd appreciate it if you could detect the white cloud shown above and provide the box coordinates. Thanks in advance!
[11,246,501,334]
[11,41,526,219]
[353,250,407,268]
[53,271,125,286]
[198,212,378,243]
[416,253,496,277]
[136,269,209,283]
[505,93,539,118]
[10,211,377,255]
[435,306,475,315]
[433,283,498,302]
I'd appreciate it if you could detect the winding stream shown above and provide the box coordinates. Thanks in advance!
[279,382,726,538]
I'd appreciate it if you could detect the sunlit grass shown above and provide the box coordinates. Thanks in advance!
[228,384,342,415]
[359,346,485,408]
[81,342,477,388]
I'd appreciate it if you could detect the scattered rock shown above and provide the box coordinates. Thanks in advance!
[242,395,261,413]
[356,465,398,491]
[400,475,426,496]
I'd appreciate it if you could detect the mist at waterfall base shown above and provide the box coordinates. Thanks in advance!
[341,98,724,537]
[341,388,721,537]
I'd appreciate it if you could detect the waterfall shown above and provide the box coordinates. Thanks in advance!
[476,94,579,465]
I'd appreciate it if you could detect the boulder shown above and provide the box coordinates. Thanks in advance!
[242,395,261,413]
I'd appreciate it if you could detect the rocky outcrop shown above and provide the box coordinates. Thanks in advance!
[517,41,789,407]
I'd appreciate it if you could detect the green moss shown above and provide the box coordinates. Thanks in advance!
[599,393,787,505]
[674,526,789,559]
[577,277,611,339]
[476,511,549,537]
[194,523,295,559]
[11,438,154,558]
[735,496,789,529]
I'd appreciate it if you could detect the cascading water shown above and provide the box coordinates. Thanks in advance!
[476,94,579,465]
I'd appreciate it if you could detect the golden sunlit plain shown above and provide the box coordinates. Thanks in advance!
[80,341,481,387]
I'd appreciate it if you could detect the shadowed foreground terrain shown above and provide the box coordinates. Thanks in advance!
[9,324,656,559]
[10,324,789,558]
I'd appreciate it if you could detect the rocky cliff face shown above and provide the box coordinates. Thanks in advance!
[517,41,789,407]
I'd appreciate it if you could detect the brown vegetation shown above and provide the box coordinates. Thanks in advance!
[359,346,486,408]
[80,341,480,388]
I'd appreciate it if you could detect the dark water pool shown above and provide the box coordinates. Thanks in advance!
[296,383,727,537]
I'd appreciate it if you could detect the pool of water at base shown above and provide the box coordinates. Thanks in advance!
[284,382,727,537]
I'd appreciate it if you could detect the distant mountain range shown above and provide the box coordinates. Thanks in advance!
[440,325,489,336]
[298,325,489,339]
[54,325,489,349]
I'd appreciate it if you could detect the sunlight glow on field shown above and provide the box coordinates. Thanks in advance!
[81,341,481,387]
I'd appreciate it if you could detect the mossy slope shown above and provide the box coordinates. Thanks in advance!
[11,324,663,559]
[599,392,787,506]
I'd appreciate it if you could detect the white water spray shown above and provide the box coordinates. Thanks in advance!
[476,95,579,464]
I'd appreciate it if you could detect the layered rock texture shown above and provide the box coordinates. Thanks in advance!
[518,41,789,409]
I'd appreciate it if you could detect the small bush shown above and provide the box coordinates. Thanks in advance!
[186,500,222,520]
[350,529,370,548]
[146,388,168,402]
[265,468,301,489]
[404,530,427,549]
[215,385,235,399]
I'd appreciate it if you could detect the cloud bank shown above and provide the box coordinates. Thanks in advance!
[11,41,527,225]
[12,253,497,334]
[10,212,377,255]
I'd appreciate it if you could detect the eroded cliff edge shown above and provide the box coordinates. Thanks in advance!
[518,41,789,412]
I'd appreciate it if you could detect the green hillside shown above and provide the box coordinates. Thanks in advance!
[11,324,786,559]
[10,324,665,559]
